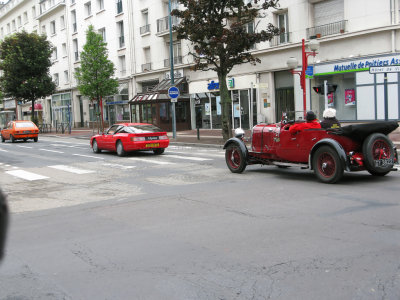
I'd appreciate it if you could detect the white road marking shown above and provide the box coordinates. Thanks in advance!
[49,165,94,174]
[168,150,224,158]
[128,157,174,165]
[17,145,33,149]
[51,144,87,149]
[0,148,8,152]
[166,154,212,161]
[102,163,136,169]
[73,154,104,159]
[6,170,48,181]
[39,148,64,154]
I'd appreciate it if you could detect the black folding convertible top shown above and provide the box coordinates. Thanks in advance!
[335,121,399,142]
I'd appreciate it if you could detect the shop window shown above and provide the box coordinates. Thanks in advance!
[160,103,170,124]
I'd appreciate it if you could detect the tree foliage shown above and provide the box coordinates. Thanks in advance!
[75,25,118,131]
[0,31,56,124]
[172,0,280,140]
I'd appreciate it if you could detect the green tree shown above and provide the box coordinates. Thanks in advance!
[0,31,56,125]
[75,25,118,132]
[172,0,280,140]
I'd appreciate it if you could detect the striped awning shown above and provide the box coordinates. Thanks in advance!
[130,77,186,103]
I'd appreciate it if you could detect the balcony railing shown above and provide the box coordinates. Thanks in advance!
[306,20,347,39]
[38,0,66,18]
[270,32,291,47]
[164,56,183,67]
[140,24,151,35]
[156,16,180,34]
[141,63,152,72]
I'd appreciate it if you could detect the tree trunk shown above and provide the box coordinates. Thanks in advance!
[31,100,36,125]
[218,73,232,141]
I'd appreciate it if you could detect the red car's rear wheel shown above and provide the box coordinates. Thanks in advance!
[362,133,394,176]
[312,146,343,183]
[225,144,247,173]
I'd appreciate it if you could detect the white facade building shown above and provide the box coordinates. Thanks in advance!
[1,0,400,130]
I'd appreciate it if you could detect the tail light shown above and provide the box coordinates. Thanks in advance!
[132,136,145,142]
[159,135,168,140]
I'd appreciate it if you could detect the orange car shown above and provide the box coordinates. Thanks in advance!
[1,120,39,143]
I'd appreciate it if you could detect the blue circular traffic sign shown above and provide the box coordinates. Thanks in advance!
[168,86,180,99]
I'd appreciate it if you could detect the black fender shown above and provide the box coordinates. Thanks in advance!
[223,137,248,160]
[309,138,349,171]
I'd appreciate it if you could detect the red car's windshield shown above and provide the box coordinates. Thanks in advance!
[125,125,163,133]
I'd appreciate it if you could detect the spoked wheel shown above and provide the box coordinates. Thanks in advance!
[225,143,247,173]
[92,140,101,153]
[363,133,394,176]
[312,146,343,183]
[116,140,126,157]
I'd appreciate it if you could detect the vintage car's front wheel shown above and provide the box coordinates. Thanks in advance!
[362,133,395,176]
[312,146,344,183]
[225,144,247,173]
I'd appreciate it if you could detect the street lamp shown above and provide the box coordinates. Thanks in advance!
[287,38,320,115]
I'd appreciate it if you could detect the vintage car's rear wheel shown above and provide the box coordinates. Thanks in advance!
[225,144,247,173]
[312,146,343,183]
[153,148,165,155]
[362,133,394,176]
[92,139,101,153]
[116,140,126,157]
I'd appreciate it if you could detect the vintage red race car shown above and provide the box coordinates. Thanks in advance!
[224,112,399,183]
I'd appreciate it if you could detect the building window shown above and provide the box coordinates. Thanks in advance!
[50,21,56,35]
[71,10,77,32]
[116,0,123,14]
[277,12,289,44]
[84,2,92,17]
[60,15,65,29]
[97,0,104,11]
[54,73,59,86]
[6,24,10,34]
[62,43,67,57]
[73,39,79,61]
[140,9,150,34]
[142,47,151,71]
[117,21,125,48]
[41,25,46,35]
[11,20,16,32]
[17,16,22,27]
[165,41,182,67]
[64,70,69,83]
[119,55,126,76]
[32,6,36,18]
[98,27,106,41]
[71,0,75,4]
[52,47,58,61]
[23,12,28,24]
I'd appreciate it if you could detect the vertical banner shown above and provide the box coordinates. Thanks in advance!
[345,89,356,105]
[205,103,211,115]
[328,93,334,107]
[216,96,221,115]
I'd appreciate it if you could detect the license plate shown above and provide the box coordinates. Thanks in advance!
[374,158,394,167]
[146,143,159,148]
[23,131,32,133]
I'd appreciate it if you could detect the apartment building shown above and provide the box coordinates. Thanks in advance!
[1,0,400,131]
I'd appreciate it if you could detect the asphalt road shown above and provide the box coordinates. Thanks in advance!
[0,136,400,299]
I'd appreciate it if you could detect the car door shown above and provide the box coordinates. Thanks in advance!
[2,122,13,139]
[102,125,121,150]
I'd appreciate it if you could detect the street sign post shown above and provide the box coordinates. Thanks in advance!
[168,86,180,103]
[369,65,400,121]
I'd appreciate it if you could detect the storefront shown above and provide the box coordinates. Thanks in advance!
[104,82,130,125]
[21,102,43,123]
[312,53,400,121]
[129,77,191,131]
[189,75,257,130]
[51,92,73,127]
[1,99,17,126]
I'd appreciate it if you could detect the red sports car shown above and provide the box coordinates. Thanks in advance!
[90,123,169,156]
[224,112,399,183]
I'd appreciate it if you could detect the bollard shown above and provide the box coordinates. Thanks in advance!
[197,127,200,140]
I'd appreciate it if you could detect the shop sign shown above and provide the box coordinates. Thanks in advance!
[314,54,400,76]
[165,69,183,80]
[4,100,16,109]
[207,78,235,90]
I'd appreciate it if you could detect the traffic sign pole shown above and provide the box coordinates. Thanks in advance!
[168,0,176,139]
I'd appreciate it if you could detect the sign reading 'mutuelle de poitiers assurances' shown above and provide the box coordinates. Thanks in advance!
[314,54,400,76]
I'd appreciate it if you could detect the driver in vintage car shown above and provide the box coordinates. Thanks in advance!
[289,111,321,134]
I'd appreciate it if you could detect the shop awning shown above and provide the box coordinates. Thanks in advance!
[130,77,186,103]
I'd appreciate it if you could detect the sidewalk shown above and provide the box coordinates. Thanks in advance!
[42,127,400,147]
